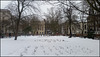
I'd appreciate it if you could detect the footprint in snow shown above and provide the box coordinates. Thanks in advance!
[45,39,47,41]
[34,40,36,42]
[55,47,58,50]
[35,47,38,49]
[62,40,64,41]
[49,48,52,52]
[34,49,36,52]
[55,53,59,56]
[27,46,31,48]
[53,46,55,47]
[53,40,56,42]
[47,40,51,43]
[41,46,44,49]
[58,40,61,42]
[23,48,28,54]
[43,50,45,53]
[65,50,69,53]
[70,49,73,53]
[32,49,36,55]
[59,50,63,54]
[20,53,23,57]
[59,46,64,50]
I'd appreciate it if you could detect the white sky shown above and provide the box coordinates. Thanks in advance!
[1,1,52,14]
[1,1,87,21]
[1,1,11,9]
[1,1,53,20]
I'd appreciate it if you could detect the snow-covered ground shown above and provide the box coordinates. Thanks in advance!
[1,36,99,56]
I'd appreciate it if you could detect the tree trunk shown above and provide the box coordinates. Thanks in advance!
[93,16,96,38]
[82,22,84,37]
[69,26,72,38]
[14,17,20,40]
[14,26,18,40]
[69,25,72,38]
[14,21,19,40]
[69,18,72,38]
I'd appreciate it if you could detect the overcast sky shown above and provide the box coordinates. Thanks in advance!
[1,1,54,20]
[1,1,87,22]
[1,1,53,14]
[1,1,12,9]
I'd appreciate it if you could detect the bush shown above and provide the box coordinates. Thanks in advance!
[87,29,94,39]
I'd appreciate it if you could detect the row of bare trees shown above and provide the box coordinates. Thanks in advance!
[3,0,99,40]
[46,0,100,38]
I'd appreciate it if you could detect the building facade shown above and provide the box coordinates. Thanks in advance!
[0,9,13,37]
[62,22,87,36]
[34,19,46,35]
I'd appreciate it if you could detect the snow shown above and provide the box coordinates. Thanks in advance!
[1,36,99,56]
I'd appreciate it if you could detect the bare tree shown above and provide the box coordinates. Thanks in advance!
[45,7,62,35]
[62,3,73,38]
[7,0,39,40]
[86,0,100,12]
[78,1,87,37]
[67,0,100,15]
[56,0,99,16]
[47,0,100,38]
[47,1,79,37]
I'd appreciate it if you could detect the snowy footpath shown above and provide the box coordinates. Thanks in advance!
[1,36,99,56]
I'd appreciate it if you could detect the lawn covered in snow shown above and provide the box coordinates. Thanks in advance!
[1,36,99,56]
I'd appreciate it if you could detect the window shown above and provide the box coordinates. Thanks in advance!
[38,25,39,30]
[85,31,86,34]
[84,25,86,30]
[40,27,41,30]
[42,32,43,35]
[40,32,41,35]
[42,26,43,30]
